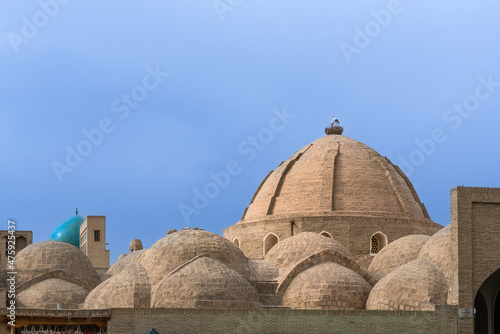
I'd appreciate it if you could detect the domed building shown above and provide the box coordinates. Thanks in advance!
[3,126,500,334]
[223,134,442,264]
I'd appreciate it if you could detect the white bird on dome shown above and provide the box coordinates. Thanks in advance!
[330,115,340,127]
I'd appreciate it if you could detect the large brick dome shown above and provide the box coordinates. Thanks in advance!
[224,134,442,260]
[243,135,428,221]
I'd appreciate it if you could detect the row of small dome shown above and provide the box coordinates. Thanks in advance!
[366,225,454,310]
[12,226,452,311]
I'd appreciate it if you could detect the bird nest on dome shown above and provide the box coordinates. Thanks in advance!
[325,114,344,135]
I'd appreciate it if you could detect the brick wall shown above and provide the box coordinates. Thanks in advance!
[107,306,458,334]
[224,215,441,259]
[81,216,110,270]
[451,187,500,334]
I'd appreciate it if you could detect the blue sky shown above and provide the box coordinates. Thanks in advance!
[1,0,499,263]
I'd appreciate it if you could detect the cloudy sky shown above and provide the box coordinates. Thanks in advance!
[1,0,499,262]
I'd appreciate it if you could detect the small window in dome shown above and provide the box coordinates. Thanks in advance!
[320,231,333,239]
[370,232,387,255]
[233,238,240,248]
[263,233,279,256]
[371,236,379,253]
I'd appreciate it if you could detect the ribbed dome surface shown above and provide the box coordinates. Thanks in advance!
[241,135,428,222]
[283,262,371,310]
[265,232,352,271]
[17,278,88,309]
[141,229,251,286]
[368,234,431,276]
[151,256,260,309]
[16,241,101,290]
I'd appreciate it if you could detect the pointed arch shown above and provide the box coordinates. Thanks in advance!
[320,231,333,239]
[263,233,279,256]
[474,267,500,333]
[370,232,387,255]
[233,237,240,249]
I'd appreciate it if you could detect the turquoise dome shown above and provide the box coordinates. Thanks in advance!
[49,215,85,248]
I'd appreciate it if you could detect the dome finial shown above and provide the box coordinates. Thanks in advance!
[325,115,344,135]
[76,208,78,215]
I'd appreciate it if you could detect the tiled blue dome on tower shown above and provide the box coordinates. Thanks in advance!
[49,211,84,248]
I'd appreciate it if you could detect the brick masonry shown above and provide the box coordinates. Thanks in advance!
[451,187,500,334]
[105,306,458,334]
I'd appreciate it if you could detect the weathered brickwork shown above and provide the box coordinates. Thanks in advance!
[366,259,449,311]
[15,241,101,291]
[369,234,430,276]
[283,262,371,310]
[107,249,147,276]
[355,254,374,270]
[17,278,88,309]
[151,256,260,309]
[276,249,378,295]
[242,135,427,219]
[417,225,456,304]
[106,306,458,334]
[248,259,279,281]
[84,263,151,309]
[141,229,251,287]
[265,232,352,272]
[225,215,441,259]
[451,187,500,334]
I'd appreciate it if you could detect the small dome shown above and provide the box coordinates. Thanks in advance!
[17,278,88,309]
[142,229,250,286]
[49,214,85,248]
[151,256,260,309]
[16,241,101,290]
[418,225,452,281]
[366,259,448,311]
[283,262,371,310]
[417,225,455,305]
[84,263,151,309]
[107,249,148,276]
[265,232,352,271]
[368,235,431,276]
[129,239,143,253]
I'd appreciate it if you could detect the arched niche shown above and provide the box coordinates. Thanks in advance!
[263,233,279,256]
[370,232,387,255]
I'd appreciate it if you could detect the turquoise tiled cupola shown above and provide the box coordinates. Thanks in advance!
[49,211,84,248]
